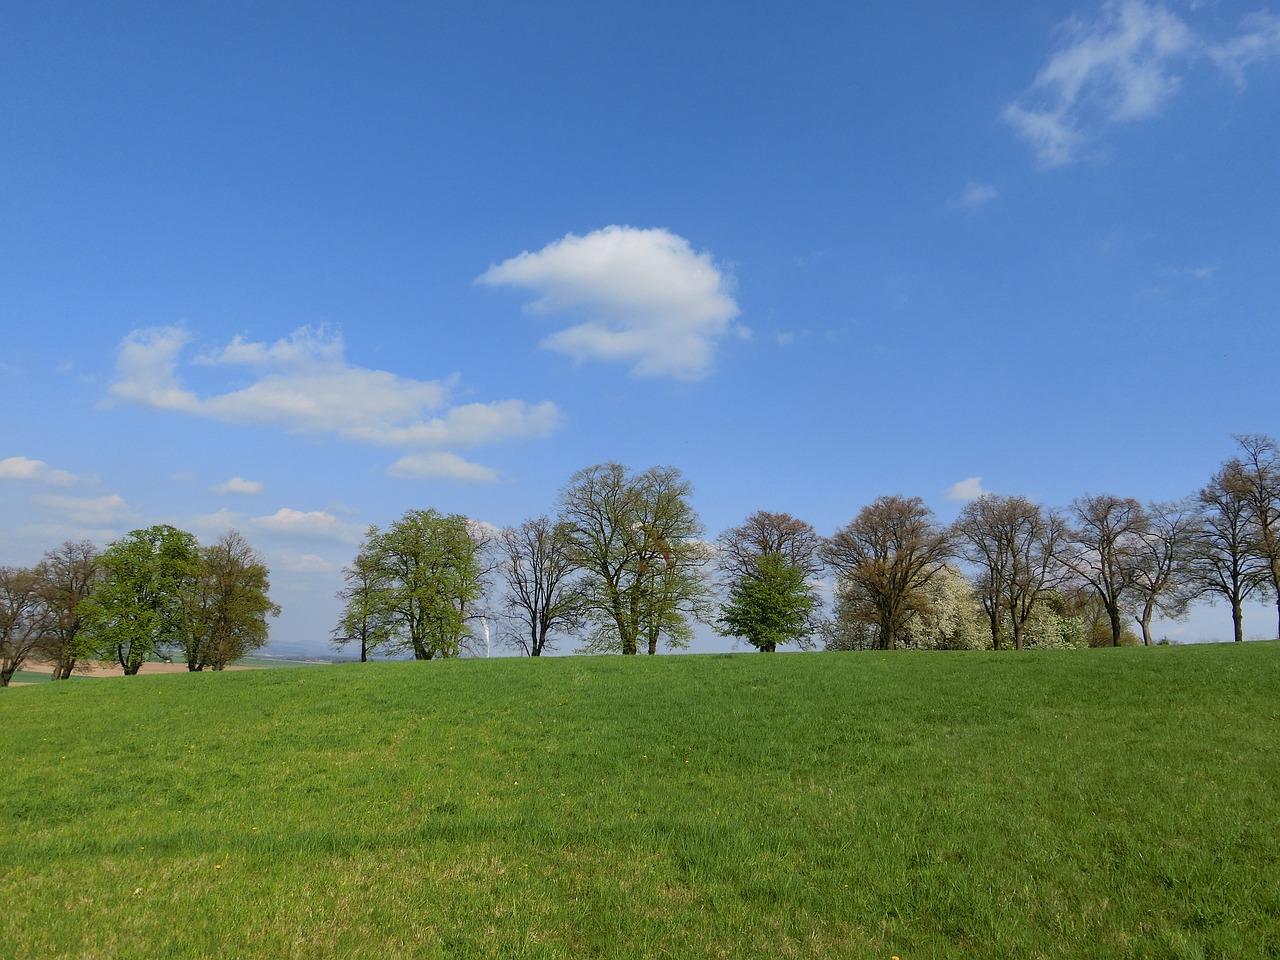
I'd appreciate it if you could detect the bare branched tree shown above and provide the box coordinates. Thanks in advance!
[1130,498,1198,646]
[1190,466,1270,643]
[1062,495,1149,647]
[496,516,583,656]
[952,495,1068,650]
[822,496,952,650]
[1231,434,1280,638]
[33,540,101,679]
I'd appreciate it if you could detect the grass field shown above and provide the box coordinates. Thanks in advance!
[1,644,1277,959]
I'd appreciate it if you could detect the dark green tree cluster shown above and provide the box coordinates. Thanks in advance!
[0,525,278,684]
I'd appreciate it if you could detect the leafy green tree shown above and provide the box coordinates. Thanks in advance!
[331,551,392,661]
[716,550,816,652]
[0,566,45,686]
[714,511,821,652]
[352,509,489,660]
[822,496,952,650]
[80,525,201,674]
[559,462,712,655]
[184,530,280,670]
[33,540,101,679]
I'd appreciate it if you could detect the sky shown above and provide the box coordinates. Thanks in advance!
[2,1,1278,656]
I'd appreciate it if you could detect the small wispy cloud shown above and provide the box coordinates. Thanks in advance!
[253,507,362,543]
[276,551,336,574]
[477,225,743,380]
[1209,11,1280,86]
[212,477,263,496]
[31,493,134,527]
[0,456,79,487]
[949,181,999,208]
[944,477,991,502]
[386,453,499,483]
[1006,1,1280,166]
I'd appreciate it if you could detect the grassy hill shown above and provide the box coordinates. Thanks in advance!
[2,644,1278,959]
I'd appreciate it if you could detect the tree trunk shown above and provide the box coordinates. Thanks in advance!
[1106,603,1123,647]
[1232,601,1245,643]
[1135,611,1155,646]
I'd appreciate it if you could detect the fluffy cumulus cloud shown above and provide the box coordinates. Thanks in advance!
[107,326,561,482]
[944,477,991,502]
[0,456,79,486]
[1006,1,1280,166]
[477,225,743,380]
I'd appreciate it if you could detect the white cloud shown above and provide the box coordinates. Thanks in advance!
[30,493,134,527]
[188,509,247,534]
[109,326,201,411]
[944,477,991,502]
[106,325,560,482]
[1209,11,1280,86]
[386,452,500,483]
[212,477,263,496]
[477,225,742,380]
[0,456,79,486]
[253,508,362,542]
[346,400,562,448]
[950,181,999,208]
[276,551,336,574]
[1006,1,1280,166]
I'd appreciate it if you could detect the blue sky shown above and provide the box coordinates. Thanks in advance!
[2,1,1277,655]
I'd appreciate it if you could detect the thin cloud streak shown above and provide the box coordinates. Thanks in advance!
[1006,1,1280,167]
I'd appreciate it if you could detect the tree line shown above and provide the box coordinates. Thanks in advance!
[5,434,1275,682]
[331,435,1280,660]
[0,526,278,685]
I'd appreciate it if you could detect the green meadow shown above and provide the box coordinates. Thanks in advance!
[1,644,1277,959]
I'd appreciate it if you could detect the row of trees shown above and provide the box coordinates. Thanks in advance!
[0,526,278,685]
[333,435,1280,659]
